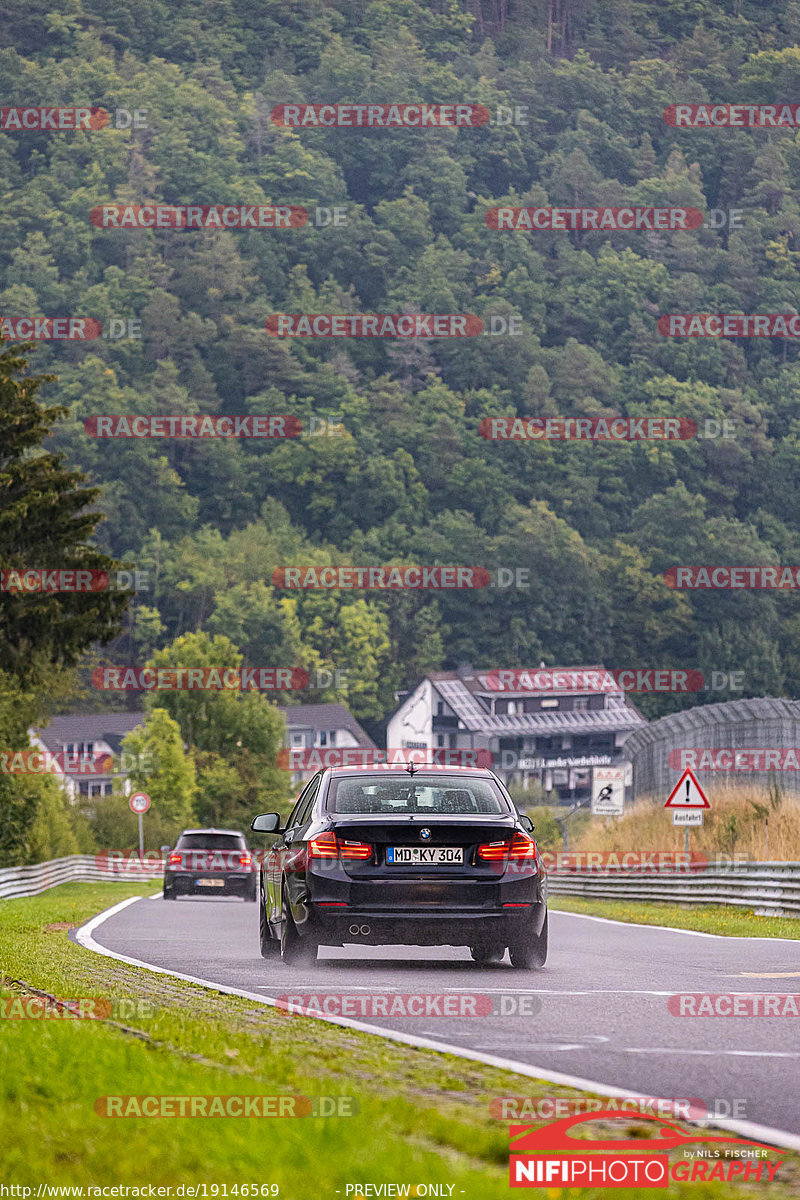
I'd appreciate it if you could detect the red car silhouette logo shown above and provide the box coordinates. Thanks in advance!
[510,1109,779,1156]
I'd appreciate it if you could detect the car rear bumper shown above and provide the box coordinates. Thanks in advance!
[164,871,255,895]
[306,899,547,946]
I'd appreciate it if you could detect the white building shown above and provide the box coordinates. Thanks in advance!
[386,664,645,802]
[282,703,376,783]
[30,713,146,801]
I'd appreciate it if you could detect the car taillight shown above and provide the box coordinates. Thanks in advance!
[477,839,511,861]
[308,832,339,858]
[338,839,372,861]
[307,832,372,861]
[238,853,252,866]
[508,832,537,859]
[477,833,537,867]
[167,852,182,865]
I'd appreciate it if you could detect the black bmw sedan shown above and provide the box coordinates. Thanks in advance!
[251,764,547,967]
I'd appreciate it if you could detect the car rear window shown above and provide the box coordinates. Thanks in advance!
[326,775,509,815]
[176,833,246,849]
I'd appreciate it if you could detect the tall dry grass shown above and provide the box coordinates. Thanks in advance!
[570,784,800,861]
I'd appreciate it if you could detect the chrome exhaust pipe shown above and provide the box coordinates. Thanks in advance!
[348,923,372,936]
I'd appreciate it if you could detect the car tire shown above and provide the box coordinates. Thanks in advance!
[247,877,258,902]
[163,884,176,900]
[280,894,317,965]
[508,912,548,969]
[469,941,505,965]
[259,880,278,958]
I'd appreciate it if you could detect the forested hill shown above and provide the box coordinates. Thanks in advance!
[5,0,800,724]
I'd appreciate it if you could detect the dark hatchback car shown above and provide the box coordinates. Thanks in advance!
[163,828,257,900]
[251,765,547,967]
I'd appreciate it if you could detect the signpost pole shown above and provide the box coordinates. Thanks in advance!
[138,811,144,858]
[685,824,689,858]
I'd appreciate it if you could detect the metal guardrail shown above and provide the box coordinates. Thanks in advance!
[2,855,800,918]
[0,854,163,900]
[549,861,800,917]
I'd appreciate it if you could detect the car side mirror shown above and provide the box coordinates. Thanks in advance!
[251,813,282,833]
[519,814,534,833]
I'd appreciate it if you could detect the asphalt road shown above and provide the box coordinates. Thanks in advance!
[79,895,800,1142]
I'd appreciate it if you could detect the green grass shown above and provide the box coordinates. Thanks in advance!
[1,882,799,1198]
[549,895,800,938]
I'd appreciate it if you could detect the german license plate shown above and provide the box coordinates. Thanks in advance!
[196,878,225,887]
[386,847,463,865]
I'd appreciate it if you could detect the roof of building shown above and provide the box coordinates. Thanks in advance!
[282,703,376,747]
[33,704,375,764]
[427,665,625,698]
[33,712,145,754]
[409,670,645,736]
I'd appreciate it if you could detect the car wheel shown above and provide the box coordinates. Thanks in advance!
[280,894,317,965]
[259,881,278,958]
[247,877,258,902]
[163,884,176,900]
[469,941,505,965]
[508,912,548,969]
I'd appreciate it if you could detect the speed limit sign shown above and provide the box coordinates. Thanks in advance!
[129,791,151,814]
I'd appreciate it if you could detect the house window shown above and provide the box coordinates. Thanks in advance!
[64,741,94,759]
[436,734,446,747]
[79,780,112,797]
[573,697,588,710]
[318,731,336,747]
[291,733,304,748]
[436,701,444,715]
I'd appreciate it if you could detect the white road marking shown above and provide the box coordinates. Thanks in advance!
[255,984,402,992]
[623,1047,800,1058]
[472,1043,587,1051]
[553,909,800,943]
[72,896,800,1155]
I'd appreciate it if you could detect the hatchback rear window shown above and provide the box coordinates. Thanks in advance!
[176,833,246,849]
[326,775,508,815]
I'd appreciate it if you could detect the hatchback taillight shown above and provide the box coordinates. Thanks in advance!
[237,853,252,866]
[167,852,182,865]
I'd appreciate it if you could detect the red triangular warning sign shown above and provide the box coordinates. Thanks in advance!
[664,768,710,809]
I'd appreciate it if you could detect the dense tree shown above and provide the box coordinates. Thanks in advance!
[5,0,800,768]
[0,346,130,682]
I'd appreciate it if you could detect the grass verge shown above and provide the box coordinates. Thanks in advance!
[0,882,798,1198]
[549,895,800,938]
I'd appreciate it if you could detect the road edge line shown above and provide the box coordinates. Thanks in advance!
[551,907,800,942]
[72,896,800,1155]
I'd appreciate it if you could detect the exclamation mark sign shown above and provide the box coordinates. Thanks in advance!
[685,779,691,804]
